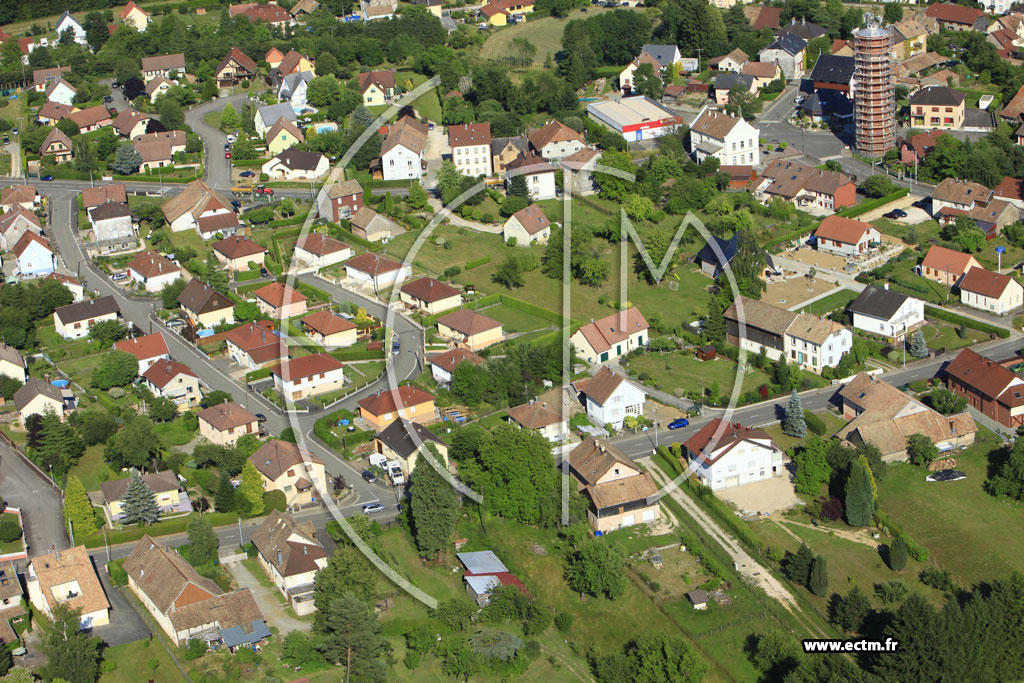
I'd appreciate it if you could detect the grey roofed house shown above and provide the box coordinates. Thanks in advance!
[257,103,297,126]
[13,377,63,413]
[639,44,679,69]
[714,73,755,93]
[100,470,179,504]
[762,32,807,56]
[491,135,528,157]
[220,621,271,649]
[697,234,738,277]
[457,551,508,575]
[55,295,120,325]
[776,17,827,40]
[848,285,911,321]
[808,55,855,87]
[375,418,446,460]
[909,86,967,108]
[440,15,456,32]
[278,71,314,101]
[349,206,403,241]
[800,90,853,119]
[88,201,132,222]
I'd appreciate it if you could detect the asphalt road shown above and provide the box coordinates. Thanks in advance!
[0,441,66,556]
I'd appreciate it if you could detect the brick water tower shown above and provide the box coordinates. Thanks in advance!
[853,19,895,157]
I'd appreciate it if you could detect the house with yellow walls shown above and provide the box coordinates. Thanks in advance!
[480,5,507,25]
[358,70,396,106]
[266,117,305,156]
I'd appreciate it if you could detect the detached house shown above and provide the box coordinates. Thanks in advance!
[198,401,260,447]
[249,440,327,506]
[114,332,170,372]
[568,437,660,532]
[919,244,981,286]
[449,122,493,177]
[255,103,298,137]
[0,185,39,212]
[349,206,401,243]
[379,116,427,181]
[277,71,314,112]
[127,250,180,292]
[345,252,411,291]
[178,280,234,328]
[0,344,27,382]
[317,179,363,222]
[428,347,483,386]
[931,177,994,221]
[357,385,436,431]
[753,159,856,213]
[374,418,449,481]
[141,53,184,82]
[262,149,328,180]
[503,204,552,245]
[358,70,396,106]
[250,510,328,616]
[400,277,462,314]
[13,232,54,278]
[528,120,585,162]
[683,418,784,490]
[112,109,151,139]
[813,215,880,256]
[14,378,66,423]
[570,307,649,365]
[254,282,307,319]
[708,48,748,73]
[0,208,42,252]
[88,201,137,254]
[27,546,109,630]
[215,47,258,86]
[101,470,187,522]
[506,400,566,442]
[265,117,305,156]
[43,78,76,106]
[910,86,966,129]
[56,12,87,45]
[293,233,352,268]
[504,152,557,200]
[120,1,151,30]
[143,358,201,410]
[573,366,646,430]
[849,285,925,340]
[271,353,345,400]
[759,33,808,79]
[892,19,928,59]
[562,147,600,196]
[689,106,761,167]
[925,3,985,32]
[300,310,357,348]
[32,66,70,92]
[68,105,112,134]
[54,296,119,339]
[959,267,1024,315]
[223,322,289,369]
[946,348,1024,429]
[213,235,267,271]
[437,309,504,351]
[161,179,237,236]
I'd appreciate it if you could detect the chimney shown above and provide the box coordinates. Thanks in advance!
[884,283,889,290]
[276,549,282,566]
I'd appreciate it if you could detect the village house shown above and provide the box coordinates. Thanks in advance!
[683,418,784,490]
[345,252,411,291]
[919,244,981,286]
[114,332,170,373]
[53,296,119,339]
[568,437,660,532]
[528,120,585,161]
[293,233,352,269]
[177,279,234,328]
[572,366,646,430]
[571,307,649,365]
[43,78,75,106]
[254,282,307,319]
[848,285,925,341]
[753,159,856,213]
[0,344,27,382]
[400,277,462,315]
[101,470,187,522]
[262,148,329,181]
[112,109,151,139]
[271,353,345,400]
[14,378,66,423]
[127,250,180,292]
[131,138,174,172]
[925,3,985,32]
[300,310,357,348]
[427,347,484,386]
[26,546,109,629]
[223,322,289,369]
[813,215,880,256]
[502,204,552,245]
[123,536,267,651]
[255,103,297,137]
[711,72,755,105]
[68,105,112,134]
[837,372,977,460]
[349,206,401,243]
[357,385,436,431]
[506,400,567,442]
[44,272,84,302]
[141,53,184,82]
[562,147,601,196]
[278,71,314,112]
[13,231,55,278]
[358,70,396,106]
[0,207,42,252]
[959,267,1024,315]
[144,76,173,103]
[910,86,966,129]
[931,177,994,221]
[362,0,398,21]
[273,49,315,78]
[88,201,137,254]
[213,235,267,271]
[215,47,258,86]
[946,348,1024,429]
[449,122,493,178]
[265,117,305,156]
[742,61,782,89]
[784,311,852,374]
[373,418,449,477]
[689,105,761,167]
[161,180,236,235]
[967,199,1019,237]
[504,152,556,200]
[120,0,151,30]
[437,309,504,351]
[56,12,87,45]
[899,129,945,167]
[250,440,327,506]
[491,135,528,175]
[379,116,427,181]
[724,296,850,372]
[619,52,667,96]
[32,66,70,92]
[233,2,293,25]
[758,33,807,80]
[82,183,127,209]
[892,19,928,59]
[143,358,201,410]
[317,179,363,222]
[198,401,260,446]
[0,185,39,212]
[250,510,328,616]
[708,48,748,73]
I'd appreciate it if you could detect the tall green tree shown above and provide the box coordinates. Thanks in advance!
[845,458,875,526]
[316,595,390,683]
[594,150,635,201]
[409,446,458,558]
[314,546,378,610]
[214,471,236,513]
[565,539,627,599]
[783,542,813,584]
[876,594,940,682]
[238,461,264,516]
[793,436,831,496]
[730,229,767,299]
[783,390,807,437]
[889,536,908,572]
[597,633,706,683]
[809,555,828,596]
[104,415,159,470]
[110,143,143,175]
[41,603,101,683]
[748,630,800,681]
[120,471,160,525]
[830,585,871,633]
[63,476,97,539]
[908,330,928,359]
[703,293,727,346]
[37,411,85,475]
[631,62,664,99]
[186,514,219,567]
[91,350,138,390]
[906,433,938,467]
[220,103,238,129]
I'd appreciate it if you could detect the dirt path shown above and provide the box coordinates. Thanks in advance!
[780,518,882,549]
[647,463,828,638]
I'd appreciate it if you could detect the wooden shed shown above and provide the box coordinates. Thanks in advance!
[696,345,717,361]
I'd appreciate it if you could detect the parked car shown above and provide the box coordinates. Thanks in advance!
[668,417,690,430]
[883,208,907,220]
[362,470,377,484]
[259,267,270,277]
[239,170,255,177]
[103,96,113,103]
[224,143,231,150]
[254,413,267,423]
[40,175,53,181]
[166,318,184,328]
[392,338,400,354]
[362,502,384,514]
[225,151,231,158]
[912,198,929,209]
[230,200,242,210]
[226,135,236,143]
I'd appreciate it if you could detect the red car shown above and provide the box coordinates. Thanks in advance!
[224,151,231,158]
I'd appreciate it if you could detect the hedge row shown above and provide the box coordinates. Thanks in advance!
[766,227,813,251]
[268,211,310,228]
[330,349,387,361]
[875,509,929,562]
[465,255,491,270]
[294,281,331,302]
[924,305,1010,339]
[803,410,826,436]
[499,294,568,326]
[837,187,910,219]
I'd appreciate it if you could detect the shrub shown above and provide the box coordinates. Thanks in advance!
[259,173,269,182]
[108,387,126,399]
[443,266,461,278]
[907,379,930,393]
[919,567,955,591]
[803,410,826,436]
[465,255,491,270]
[107,558,128,587]
[506,236,517,246]
[0,517,21,543]
[554,612,574,633]
[874,579,908,604]
[185,639,207,660]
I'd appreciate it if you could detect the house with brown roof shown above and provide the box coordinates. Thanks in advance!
[373,418,449,479]
[946,348,1024,429]
[744,5,782,30]
[689,105,761,167]
[32,66,70,92]
[400,277,463,315]
[449,122,493,177]
[437,309,503,350]
[141,53,184,82]
[44,272,84,302]
[502,203,552,245]
[53,296,120,339]
[742,60,782,89]
[1001,83,1024,122]
[143,358,200,410]
[683,418,784,490]
[345,252,411,291]
[198,401,260,446]
[86,199,132,248]
[42,75,75,105]
[224,322,289,369]
[899,129,945,167]
[300,310,357,348]
[13,231,54,278]
[111,109,151,139]
[572,366,646,430]
[35,100,76,126]
[251,510,327,615]
[161,179,236,236]
[0,207,41,252]
[0,344,27,382]
[725,295,852,371]
[504,151,557,200]
[358,385,436,431]
[262,148,328,180]
[290,234,349,271]
[123,535,267,650]
[26,545,109,629]
[379,115,427,181]
[0,185,39,212]
[14,377,66,423]
[358,70,396,106]
[506,400,566,442]
[178,280,234,328]
[562,146,600,196]
[349,206,401,243]
[131,138,174,172]
[213,235,266,271]
[0,565,26,643]
[271,353,344,400]
[528,120,585,161]
[570,307,649,365]
[254,282,307,319]
[932,177,994,221]
[265,116,305,156]
[568,437,659,532]
[250,440,326,506]
[68,105,112,134]
[427,347,484,386]
[959,267,1024,315]
[316,179,363,222]
[234,3,293,25]
[837,373,976,460]
[100,470,187,522]
[82,184,127,209]
[753,159,856,213]
[216,47,258,86]
[114,332,170,372]
[892,19,928,59]
[919,244,981,286]
[967,199,1018,237]
[127,250,180,292]
[925,2,985,31]
[120,1,151,30]
[39,128,73,163]
[813,215,881,256]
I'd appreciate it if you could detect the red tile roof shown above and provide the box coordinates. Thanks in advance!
[214,235,266,260]
[946,347,1024,406]
[295,233,349,257]
[814,215,875,245]
[358,386,434,417]
[254,282,307,309]
[270,353,343,382]
[12,230,51,258]
[143,358,197,389]
[345,252,404,275]
[428,348,484,373]
[114,332,169,361]
[925,2,984,25]
[301,310,356,336]
[400,277,461,304]
[920,244,978,278]
[959,267,1017,298]
[683,418,774,466]
[128,250,179,279]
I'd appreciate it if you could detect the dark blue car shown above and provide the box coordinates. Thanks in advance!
[668,417,689,430]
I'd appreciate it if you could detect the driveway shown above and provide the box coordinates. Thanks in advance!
[226,560,310,634]
[90,563,151,646]
[714,472,801,517]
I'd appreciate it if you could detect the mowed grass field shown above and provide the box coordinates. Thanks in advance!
[479,7,625,67]
[876,427,1024,588]
[626,350,772,398]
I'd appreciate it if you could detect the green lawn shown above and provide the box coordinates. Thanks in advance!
[625,349,772,400]
[479,7,619,67]
[99,638,181,683]
[764,411,847,452]
[395,71,442,124]
[876,427,1024,588]
[68,444,116,492]
[798,288,858,316]
[478,302,555,334]
[154,418,198,447]
[310,360,386,406]
[920,319,988,352]
[0,513,22,554]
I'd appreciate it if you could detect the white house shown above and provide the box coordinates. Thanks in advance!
[89,201,137,254]
[26,546,109,630]
[502,203,552,245]
[570,307,649,365]
[689,105,761,167]
[506,400,567,442]
[127,251,181,293]
[504,152,557,201]
[261,149,329,181]
[271,353,345,400]
[160,180,236,236]
[13,231,54,278]
[0,207,42,252]
[53,296,120,339]
[250,510,328,616]
[528,120,586,161]
[56,11,87,46]
[380,116,427,181]
[573,366,646,430]
[848,285,925,340]
[785,313,853,373]
[813,215,881,257]
[344,252,411,291]
[255,103,298,137]
[683,418,784,490]
[114,333,170,373]
[449,122,493,177]
[278,72,314,113]
[428,347,483,387]
[293,233,352,269]
[44,79,77,106]
[959,267,1024,315]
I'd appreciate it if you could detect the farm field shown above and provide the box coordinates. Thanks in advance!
[479,7,622,68]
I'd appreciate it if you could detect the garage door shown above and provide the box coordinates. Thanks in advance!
[642,509,655,522]
[725,476,739,488]
[621,514,635,527]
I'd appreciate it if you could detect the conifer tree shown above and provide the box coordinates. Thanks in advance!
[214,471,236,513]
[120,471,159,525]
[63,476,98,539]
[889,536,908,572]
[809,555,828,596]
[409,446,458,558]
[908,330,928,359]
[782,389,807,437]
[845,459,875,526]
[238,461,264,517]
